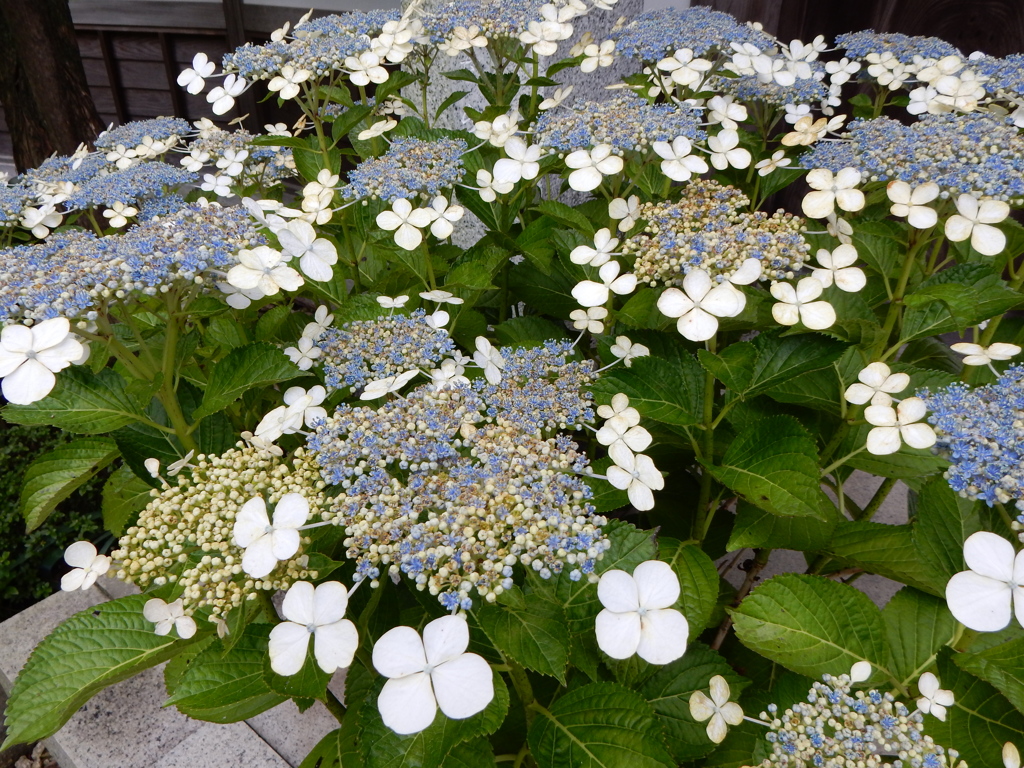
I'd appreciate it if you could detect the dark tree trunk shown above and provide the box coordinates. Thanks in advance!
[0,0,105,171]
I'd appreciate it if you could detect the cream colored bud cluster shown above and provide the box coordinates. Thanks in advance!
[112,444,327,616]
[621,180,809,287]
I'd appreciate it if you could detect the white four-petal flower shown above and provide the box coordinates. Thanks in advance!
[864,396,936,455]
[770,277,836,330]
[373,615,494,735]
[570,228,619,267]
[916,672,954,721]
[946,531,1024,632]
[278,220,338,282]
[606,452,663,511]
[143,598,197,638]
[572,261,637,307]
[844,362,909,406]
[473,337,505,384]
[227,246,304,296]
[657,270,744,342]
[60,541,111,592]
[801,167,865,219]
[707,129,751,170]
[950,342,1021,366]
[232,494,310,578]
[269,581,359,676]
[887,181,940,229]
[564,144,623,192]
[377,198,434,250]
[595,560,687,664]
[652,137,708,182]
[0,317,84,405]
[689,676,744,744]
[811,244,865,292]
[945,194,1010,256]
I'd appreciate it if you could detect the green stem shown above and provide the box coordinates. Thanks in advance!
[506,658,536,726]
[158,291,197,454]
[856,477,897,522]
[820,446,865,477]
[693,336,718,540]
[710,548,771,651]
[874,230,928,361]
[94,311,154,382]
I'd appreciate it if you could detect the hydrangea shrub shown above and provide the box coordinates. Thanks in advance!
[2,2,1024,765]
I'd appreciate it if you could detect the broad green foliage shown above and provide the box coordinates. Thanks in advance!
[166,625,287,722]
[2,595,204,748]
[20,437,119,531]
[527,683,675,768]
[3,368,146,434]
[709,416,832,520]
[731,574,890,681]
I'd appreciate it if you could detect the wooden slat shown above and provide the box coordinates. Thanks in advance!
[123,88,176,119]
[111,34,169,62]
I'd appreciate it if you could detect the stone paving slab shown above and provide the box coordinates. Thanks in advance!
[247,699,338,767]
[0,583,346,768]
[153,721,286,768]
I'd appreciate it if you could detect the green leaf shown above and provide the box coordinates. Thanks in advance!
[659,539,718,640]
[532,200,596,236]
[255,304,293,342]
[912,476,984,583]
[194,342,306,419]
[445,737,496,767]
[507,255,580,317]
[3,367,145,434]
[930,649,1024,766]
[21,437,119,531]
[298,727,344,768]
[101,464,154,535]
[639,643,748,761]
[1,595,204,749]
[883,588,957,687]
[709,415,831,520]
[697,344,756,394]
[850,219,905,277]
[528,682,674,768]
[728,500,839,551]
[207,314,249,349]
[828,521,946,596]
[167,625,286,722]
[476,588,570,683]
[358,670,509,768]
[741,332,848,398]
[434,90,471,121]
[493,316,569,347]
[591,354,704,428]
[616,290,674,331]
[901,264,1023,343]
[956,637,1024,716]
[730,574,889,680]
